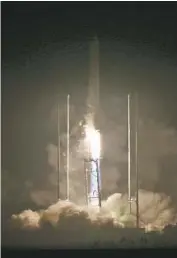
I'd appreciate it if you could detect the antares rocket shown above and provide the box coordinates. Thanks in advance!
[85,36,102,207]
[87,35,100,127]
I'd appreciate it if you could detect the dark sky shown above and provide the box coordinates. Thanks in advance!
[2,2,177,105]
[2,2,177,210]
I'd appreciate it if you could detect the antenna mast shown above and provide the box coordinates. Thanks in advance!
[57,103,60,200]
[135,93,139,228]
[66,94,70,200]
[128,94,131,214]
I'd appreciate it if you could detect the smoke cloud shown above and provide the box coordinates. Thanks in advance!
[9,191,177,248]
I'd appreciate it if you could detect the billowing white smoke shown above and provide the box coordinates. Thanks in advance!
[12,198,122,230]
[102,191,177,230]
[9,190,177,248]
[12,191,177,232]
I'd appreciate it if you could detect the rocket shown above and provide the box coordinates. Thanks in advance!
[85,35,102,207]
[86,35,100,129]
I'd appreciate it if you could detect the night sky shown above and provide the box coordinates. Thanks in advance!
[2,2,177,213]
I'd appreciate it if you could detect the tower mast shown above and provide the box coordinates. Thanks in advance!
[66,94,70,200]
[128,94,132,213]
[57,103,60,200]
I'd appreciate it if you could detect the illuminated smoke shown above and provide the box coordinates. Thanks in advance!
[12,191,177,231]
[9,190,177,248]
[11,198,123,236]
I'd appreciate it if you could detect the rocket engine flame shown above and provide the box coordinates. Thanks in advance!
[85,124,101,160]
[84,123,101,206]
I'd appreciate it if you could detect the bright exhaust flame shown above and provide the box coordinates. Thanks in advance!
[84,123,101,206]
[85,125,101,160]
